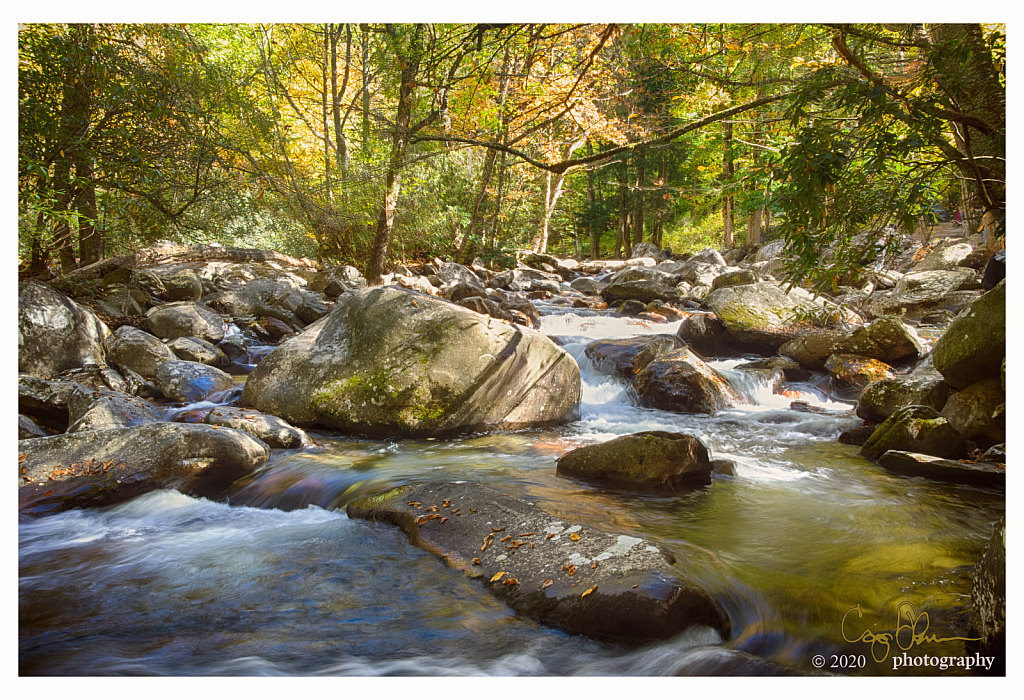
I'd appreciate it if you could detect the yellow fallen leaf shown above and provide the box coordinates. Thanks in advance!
[582,585,597,598]
[541,579,553,589]
[569,532,581,542]
[490,571,505,582]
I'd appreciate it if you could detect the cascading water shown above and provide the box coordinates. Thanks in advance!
[19,303,1004,676]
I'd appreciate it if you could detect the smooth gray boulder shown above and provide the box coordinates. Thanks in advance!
[18,423,269,516]
[241,287,580,438]
[145,301,226,343]
[202,406,312,449]
[155,359,234,403]
[19,375,90,432]
[18,280,110,375]
[346,482,729,644]
[584,335,677,379]
[66,387,160,433]
[166,336,229,367]
[556,431,713,488]
[107,325,177,379]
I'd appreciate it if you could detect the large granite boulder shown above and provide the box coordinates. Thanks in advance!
[145,301,226,343]
[913,242,974,271]
[65,387,160,433]
[860,405,969,461]
[864,268,980,319]
[632,347,743,414]
[107,325,177,379]
[151,265,204,302]
[18,280,110,375]
[241,287,580,438]
[931,280,1005,390]
[346,482,729,644]
[629,242,668,261]
[778,330,847,371]
[837,316,924,366]
[601,279,683,305]
[705,282,824,353]
[876,451,1005,488]
[18,375,90,432]
[556,432,713,488]
[676,313,732,357]
[308,265,366,294]
[968,516,1006,671]
[18,423,269,516]
[940,378,1005,443]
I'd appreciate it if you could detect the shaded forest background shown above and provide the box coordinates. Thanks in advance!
[18,22,1005,290]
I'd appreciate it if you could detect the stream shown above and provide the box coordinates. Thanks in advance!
[18,301,1004,676]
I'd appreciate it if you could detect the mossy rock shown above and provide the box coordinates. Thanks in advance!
[556,431,712,488]
[931,279,1005,390]
[860,405,969,461]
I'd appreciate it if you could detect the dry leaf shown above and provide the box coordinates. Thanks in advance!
[546,533,557,539]
[500,535,512,542]
[541,579,553,589]
[503,577,519,586]
[582,585,597,598]
[472,558,480,565]
[520,532,535,537]
[569,532,581,542]
[562,564,576,576]
[491,527,505,532]
[490,571,505,582]
[439,517,448,524]
[590,562,597,569]
[18,454,27,463]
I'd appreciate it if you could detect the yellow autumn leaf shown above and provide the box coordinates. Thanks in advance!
[490,571,506,582]
[569,532,581,542]
[582,585,597,597]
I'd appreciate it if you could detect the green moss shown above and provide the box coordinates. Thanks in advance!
[348,485,411,512]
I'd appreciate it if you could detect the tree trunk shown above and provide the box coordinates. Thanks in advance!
[51,155,76,272]
[360,24,371,161]
[618,157,631,257]
[457,147,497,262]
[366,30,419,285]
[653,154,667,249]
[585,140,599,259]
[633,152,644,245]
[722,119,734,248]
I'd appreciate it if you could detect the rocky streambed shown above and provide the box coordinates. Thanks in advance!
[18,237,1005,675]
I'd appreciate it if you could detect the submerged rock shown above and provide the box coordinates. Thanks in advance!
[18,423,269,516]
[876,451,1005,488]
[556,431,713,488]
[346,481,729,644]
[242,287,580,438]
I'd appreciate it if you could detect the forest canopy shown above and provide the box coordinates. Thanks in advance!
[18,22,1005,288]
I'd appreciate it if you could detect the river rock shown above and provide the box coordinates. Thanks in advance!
[496,293,542,330]
[241,287,580,438]
[676,314,731,357]
[824,354,895,391]
[632,347,743,414]
[434,261,484,288]
[155,360,235,403]
[629,242,667,261]
[584,335,677,379]
[204,288,259,316]
[705,282,824,353]
[66,387,160,433]
[19,375,90,432]
[570,277,605,295]
[968,516,1005,668]
[710,268,757,292]
[202,406,311,449]
[19,414,54,439]
[18,423,269,516]
[556,432,713,488]
[940,377,1005,443]
[346,482,729,644]
[855,357,951,423]
[145,301,226,343]
[734,356,810,382]
[294,297,331,325]
[860,405,968,461]
[166,336,229,367]
[19,280,110,376]
[152,265,204,302]
[778,330,846,371]
[931,279,1005,390]
[876,451,1005,488]
[837,316,924,366]
[864,268,981,319]
[601,280,682,305]
[107,324,177,379]
[308,265,366,294]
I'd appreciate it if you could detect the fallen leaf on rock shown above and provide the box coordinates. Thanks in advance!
[569,532,581,542]
[500,535,512,542]
[503,578,518,586]
[546,533,557,539]
[18,454,26,463]
[472,558,480,565]
[541,579,553,589]
[582,586,597,598]
[562,564,576,576]
[490,571,505,583]
[491,527,505,532]
[520,532,535,537]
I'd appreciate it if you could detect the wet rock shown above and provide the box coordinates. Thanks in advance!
[735,356,811,382]
[155,360,234,403]
[705,282,824,353]
[202,406,312,448]
[711,459,737,476]
[18,375,90,432]
[855,357,951,423]
[444,281,488,303]
[633,347,743,414]
[145,301,226,343]
[572,297,608,310]
[346,482,729,644]
[18,280,110,376]
[778,330,846,371]
[940,377,1005,443]
[107,325,177,379]
[242,287,580,438]
[824,354,895,392]
[860,405,969,461]
[166,336,229,367]
[66,387,160,432]
[968,516,1005,671]
[617,299,648,317]
[980,443,1005,463]
[676,314,731,357]
[837,424,876,446]
[496,293,542,330]
[584,336,678,380]
[556,431,713,488]
[601,280,683,305]
[932,279,1005,390]
[294,297,331,325]
[18,423,269,517]
[876,451,1005,488]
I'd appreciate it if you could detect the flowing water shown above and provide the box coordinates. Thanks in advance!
[18,303,1004,676]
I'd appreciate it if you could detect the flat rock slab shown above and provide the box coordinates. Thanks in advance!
[347,481,729,644]
[877,450,1005,488]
